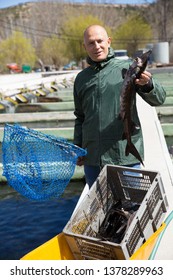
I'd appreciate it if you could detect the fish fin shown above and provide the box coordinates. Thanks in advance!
[118,113,125,122]
[131,121,137,134]
[121,121,136,138]
[126,142,144,166]
[118,111,126,121]
[125,143,130,156]
[122,68,127,79]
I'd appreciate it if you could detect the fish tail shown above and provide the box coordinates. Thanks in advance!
[126,142,144,166]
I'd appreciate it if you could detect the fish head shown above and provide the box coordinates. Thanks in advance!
[139,49,152,67]
[140,49,152,62]
[121,50,152,81]
[135,49,152,78]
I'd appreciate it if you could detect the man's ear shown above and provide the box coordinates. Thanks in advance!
[108,37,111,46]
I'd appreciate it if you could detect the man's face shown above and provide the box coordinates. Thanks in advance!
[84,26,111,62]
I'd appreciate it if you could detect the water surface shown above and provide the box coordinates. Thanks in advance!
[0,181,84,260]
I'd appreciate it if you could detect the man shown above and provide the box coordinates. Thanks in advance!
[73,25,166,187]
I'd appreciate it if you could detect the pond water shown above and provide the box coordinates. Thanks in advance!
[0,181,85,260]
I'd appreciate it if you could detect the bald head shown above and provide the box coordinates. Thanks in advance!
[83,25,111,62]
[84,25,109,44]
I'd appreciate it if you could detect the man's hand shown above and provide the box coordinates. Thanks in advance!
[76,156,85,166]
[135,70,152,86]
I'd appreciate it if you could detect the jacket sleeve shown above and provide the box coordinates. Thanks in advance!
[73,84,84,147]
[136,77,166,106]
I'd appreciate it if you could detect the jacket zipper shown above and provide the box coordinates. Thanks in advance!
[98,68,102,167]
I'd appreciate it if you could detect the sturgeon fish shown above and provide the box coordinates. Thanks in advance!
[119,50,152,166]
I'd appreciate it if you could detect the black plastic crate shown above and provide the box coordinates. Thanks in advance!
[63,165,168,259]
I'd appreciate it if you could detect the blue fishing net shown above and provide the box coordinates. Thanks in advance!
[2,123,86,201]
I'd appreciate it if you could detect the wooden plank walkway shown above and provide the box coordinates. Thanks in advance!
[0,111,75,125]
[15,101,74,113]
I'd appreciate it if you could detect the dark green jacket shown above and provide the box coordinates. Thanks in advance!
[73,48,166,166]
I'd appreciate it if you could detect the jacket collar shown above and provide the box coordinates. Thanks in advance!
[86,47,114,69]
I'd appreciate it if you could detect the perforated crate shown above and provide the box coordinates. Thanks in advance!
[63,165,168,260]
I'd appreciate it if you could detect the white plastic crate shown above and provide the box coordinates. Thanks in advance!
[63,165,168,259]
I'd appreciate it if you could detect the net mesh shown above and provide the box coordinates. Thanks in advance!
[2,123,86,201]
